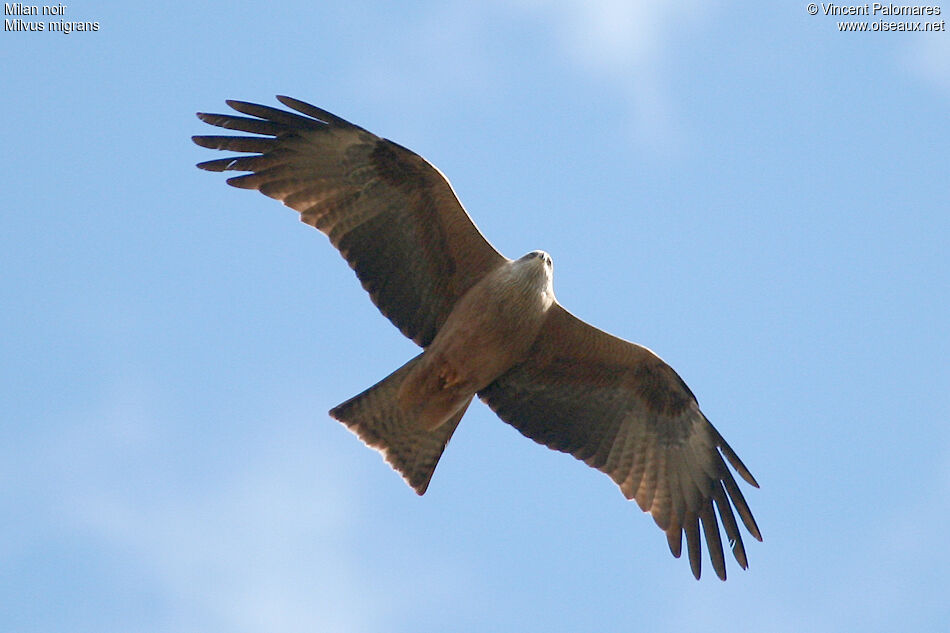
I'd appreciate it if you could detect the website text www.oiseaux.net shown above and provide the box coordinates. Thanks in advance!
[810,3,946,30]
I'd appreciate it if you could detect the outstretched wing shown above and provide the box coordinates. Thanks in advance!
[478,304,761,580]
[193,96,506,347]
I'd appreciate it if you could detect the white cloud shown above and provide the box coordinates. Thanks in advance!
[22,381,382,633]
[531,0,704,72]
[514,0,716,149]
[905,33,950,95]
[73,468,366,633]
[72,451,356,627]
[344,1,501,125]
[344,0,716,151]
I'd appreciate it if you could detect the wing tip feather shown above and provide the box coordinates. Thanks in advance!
[714,427,759,488]
[666,525,683,558]
[275,95,348,126]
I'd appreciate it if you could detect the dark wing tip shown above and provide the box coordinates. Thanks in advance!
[714,427,759,488]
[194,157,242,172]
[671,421,761,578]
[713,484,749,569]
[195,157,225,171]
[223,99,274,116]
[700,506,727,581]
[684,518,702,580]
[721,471,763,542]
[195,112,214,123]
[276,95,351,127]
[666,527,683,559]
[190,134,218,149]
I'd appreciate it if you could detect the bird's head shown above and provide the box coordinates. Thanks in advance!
[521,249,553,270]
[517,250,555,300]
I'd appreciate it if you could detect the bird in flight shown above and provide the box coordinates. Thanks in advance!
[193,96,761,580]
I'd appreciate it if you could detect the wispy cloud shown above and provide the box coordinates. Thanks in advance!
[904,33,950,96]
[343,1,503,125]
[514,0,716,150]
[71,451,364,632]
[343,0,716,151]
[20,383,376,633]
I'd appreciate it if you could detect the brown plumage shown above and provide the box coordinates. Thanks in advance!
[193,96,762,580]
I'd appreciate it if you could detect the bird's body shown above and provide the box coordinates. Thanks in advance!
[398,251,556,431]
[193,97,762,580]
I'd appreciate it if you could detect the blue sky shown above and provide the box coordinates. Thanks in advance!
[2,1,948,631]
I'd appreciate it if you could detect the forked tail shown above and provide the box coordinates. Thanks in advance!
[329,354,471,494]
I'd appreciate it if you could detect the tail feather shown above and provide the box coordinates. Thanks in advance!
[329,354,470,494]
